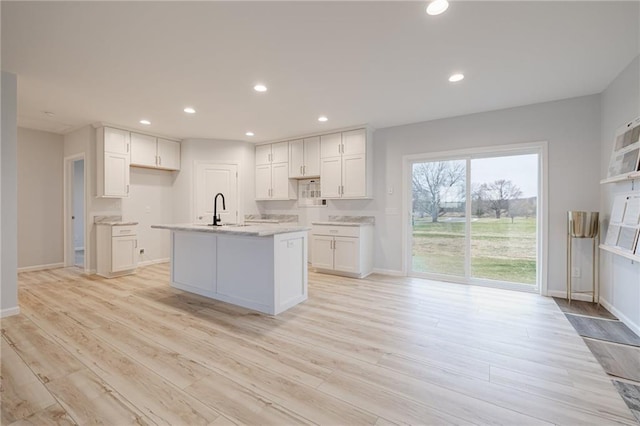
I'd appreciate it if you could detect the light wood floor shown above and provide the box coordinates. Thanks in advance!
[1,263,637,425]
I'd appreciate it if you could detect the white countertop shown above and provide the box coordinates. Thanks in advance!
[312,221,373,227]
[151,223,310,237]
[96,221,139,226]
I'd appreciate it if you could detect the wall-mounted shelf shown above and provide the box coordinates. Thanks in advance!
[600,171,640,184]
[599,244,640,262]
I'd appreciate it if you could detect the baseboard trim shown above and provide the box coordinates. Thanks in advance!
[1,307,20,318]
[599,297,640,337]
[547,290,595,302]
[17,262,65,273]
[138,258,170,267]
[372,268,405,277]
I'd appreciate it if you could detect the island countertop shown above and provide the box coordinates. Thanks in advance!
[151,223,310,237]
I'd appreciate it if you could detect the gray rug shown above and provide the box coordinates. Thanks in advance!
[565,314,640,347]
[613,381,640,423]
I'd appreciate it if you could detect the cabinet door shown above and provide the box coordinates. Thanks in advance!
[255,164,272,199]
[303,136,320,177]
[130,132,157,167]
[112,235,137,272]
[271,162,290,199]
[311,235,334,270]
[255,145,272,165]
[104,152,130,197]
[157,138,181,170]
[333,236,360,273]
[289,139,304,178]
[342,128,366,156]
[320,133,342,158]
[271,141,289,163]
[104,127,130,155]
[342,154,366,198]
[320,157,341,198]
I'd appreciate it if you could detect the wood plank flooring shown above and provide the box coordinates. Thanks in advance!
[1,264,637,425]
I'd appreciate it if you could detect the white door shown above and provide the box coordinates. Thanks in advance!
[255,164,272,199]
[271,162,290,199]
[104,152,129,197]
[112,235,137,272]
[320,133,342,158]
[334,236,359,273]
[289,139,304,178]
[311,235,334,269]
[130,132,157,167]
[157,138,180,170]
[342,154,366,198]
[195,163,238,224]
[304,136,321,177]
[320,157,342,198]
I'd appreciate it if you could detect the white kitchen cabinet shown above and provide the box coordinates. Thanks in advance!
[97,224,138,278]
[157,138,180,170]
[310,223,373,278]
[130,132,180,171]
[289,136,320,178]
[97,127,130,198]
[320,128,371,199]
[255,142,296,200]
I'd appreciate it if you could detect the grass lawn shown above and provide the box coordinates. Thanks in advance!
[412,217,537,284]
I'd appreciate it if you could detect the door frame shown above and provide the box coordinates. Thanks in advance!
[193,161,240,224]
[63,153,88,271]
[401,141,548,295]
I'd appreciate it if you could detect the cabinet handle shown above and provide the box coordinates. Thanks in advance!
[127,143,129,153]
[338,145,341,155]
[300,165,303,175]
[127,184,129,193]
[158,156,162,166]
[341,185,344,195]
[135,239,138,248]
[303,165,306,175]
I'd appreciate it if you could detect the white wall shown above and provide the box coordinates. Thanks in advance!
[1,71,19,317]
[121,167,176,264]
[17,127,65,268]
[599,55,640,334]
[173,138,258,224]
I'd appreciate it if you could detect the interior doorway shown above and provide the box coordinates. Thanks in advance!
[64,154,86,270]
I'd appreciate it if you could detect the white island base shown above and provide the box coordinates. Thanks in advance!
[166,228,308,315]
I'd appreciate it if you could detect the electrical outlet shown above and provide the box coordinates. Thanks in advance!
[571,267,581,278]
[139,248,145,255]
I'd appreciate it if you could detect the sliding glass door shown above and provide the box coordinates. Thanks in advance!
[410,148,542,291]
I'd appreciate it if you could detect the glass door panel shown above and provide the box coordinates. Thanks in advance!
[411,160,466,277]
[470,154,538,284]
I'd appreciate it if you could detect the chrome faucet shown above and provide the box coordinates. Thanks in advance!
[212,193,226,226]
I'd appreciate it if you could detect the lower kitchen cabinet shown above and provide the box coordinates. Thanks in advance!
[96,223,138,278]
[310,223,373,278]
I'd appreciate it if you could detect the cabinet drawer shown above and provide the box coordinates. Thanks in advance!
[312,225,360,238]
[111,225,137,237]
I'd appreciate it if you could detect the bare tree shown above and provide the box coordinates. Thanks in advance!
[482,179,522,219]
[471,183,486,217]
[413,161,465,222]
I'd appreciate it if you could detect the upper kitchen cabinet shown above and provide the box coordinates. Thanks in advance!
[130,132,181,171]
[255,141,296,200]
[289,136,320,178]
[320,128,372,199]
[96,126,130,198]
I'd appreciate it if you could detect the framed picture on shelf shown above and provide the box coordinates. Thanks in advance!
[607,117,640,180]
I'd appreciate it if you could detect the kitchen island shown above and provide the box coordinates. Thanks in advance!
[151,223,309,315]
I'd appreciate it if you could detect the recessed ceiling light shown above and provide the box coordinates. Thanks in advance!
[245,131,255,137]
[254,84,267,92]
[318,116,328,122]
[426,0,449,15]
[183,107,196,114]
[140,119,151,125]
[448,73,465,82]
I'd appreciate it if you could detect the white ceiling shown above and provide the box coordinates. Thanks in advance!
[2,1,639,142]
